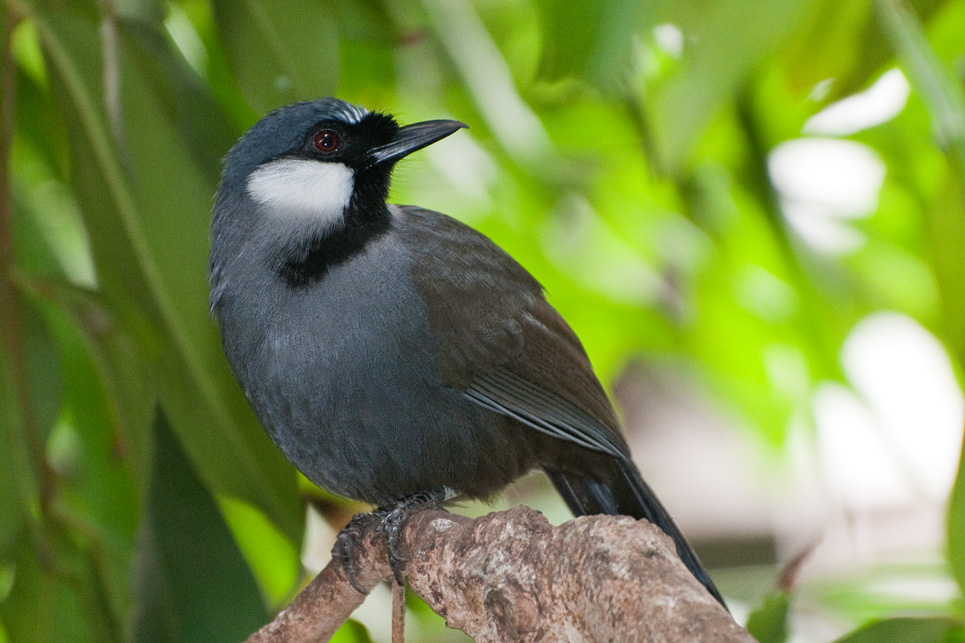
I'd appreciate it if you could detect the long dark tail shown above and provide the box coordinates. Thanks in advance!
[545,458,727,609]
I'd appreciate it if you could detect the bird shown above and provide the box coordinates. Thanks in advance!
[209,97,726,608]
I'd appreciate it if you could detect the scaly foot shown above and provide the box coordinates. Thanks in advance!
[377,490,448,585]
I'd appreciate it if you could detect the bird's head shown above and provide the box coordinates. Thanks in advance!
[210,98,466,295]
[217,98,466,233]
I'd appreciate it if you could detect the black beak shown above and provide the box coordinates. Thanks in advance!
[367,119,467,169]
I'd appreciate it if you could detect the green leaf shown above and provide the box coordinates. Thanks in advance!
[746,591,790,643]
[0,297,60,558]
[535,0,647,84]
[34,286,150,626]
[20,297,62,443]
[32,280,156,493]
[130,410,269,643]
[0,362,28,558]
[212,0,339,113]
[779,0,879,102]
[876,0,965,166]
[0,530,123,643]
[834,617,965,643]
[219,497,300,607]
[778,0,943,104]
[647,0,817,171]
[33,6,303,539]
[112,0,165,23]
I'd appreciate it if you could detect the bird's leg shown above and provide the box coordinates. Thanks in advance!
[377,489,449,585]
[332,510,386,594]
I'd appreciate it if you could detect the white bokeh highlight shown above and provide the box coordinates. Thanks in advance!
[805,69,911,137]
[769,138,886,253]
[839,313,964,502]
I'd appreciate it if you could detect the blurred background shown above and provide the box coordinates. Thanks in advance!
[2,0,965,641]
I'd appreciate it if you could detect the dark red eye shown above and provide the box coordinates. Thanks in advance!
[312,130,339,153]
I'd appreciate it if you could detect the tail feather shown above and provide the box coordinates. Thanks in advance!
[545,459,727,609]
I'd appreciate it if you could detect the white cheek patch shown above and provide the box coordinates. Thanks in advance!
[247,159,355,231]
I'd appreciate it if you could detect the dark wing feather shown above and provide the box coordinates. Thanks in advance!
[400,206,532,389]
[398,206,629,458]
[467,368,628,459]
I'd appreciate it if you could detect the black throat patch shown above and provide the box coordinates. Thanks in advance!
[278,207,392,288]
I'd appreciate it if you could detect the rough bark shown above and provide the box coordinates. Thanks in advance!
[245,505,753,643]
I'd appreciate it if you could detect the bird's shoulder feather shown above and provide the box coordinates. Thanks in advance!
[394,205,629,460]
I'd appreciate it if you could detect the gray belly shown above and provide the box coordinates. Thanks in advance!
[223,237,534,505]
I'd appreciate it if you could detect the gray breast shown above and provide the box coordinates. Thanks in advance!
[218,231,531,504]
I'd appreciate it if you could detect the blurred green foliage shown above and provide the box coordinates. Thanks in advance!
[746,590,791,643]
[1,0,964,641]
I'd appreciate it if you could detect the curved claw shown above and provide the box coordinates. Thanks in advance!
[331,511,384,594]
[331,491,447,591]
[376,491,447,585]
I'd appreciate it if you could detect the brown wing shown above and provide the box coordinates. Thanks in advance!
[398,206,630,461]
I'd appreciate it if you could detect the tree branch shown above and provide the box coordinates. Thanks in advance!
[245,505,752,643]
